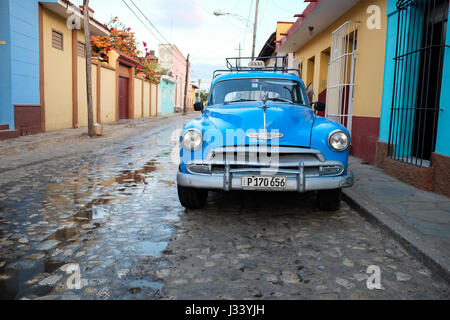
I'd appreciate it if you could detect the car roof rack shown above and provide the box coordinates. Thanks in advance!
[213,56,301,79]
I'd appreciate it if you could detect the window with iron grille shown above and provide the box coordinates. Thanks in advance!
[77,41,86,58]
[326,21,359,133]
[388,0,449,167]
[52,29,63,51]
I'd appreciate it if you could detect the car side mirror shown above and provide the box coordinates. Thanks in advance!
[194,101,204,112]
[312,101,326,112]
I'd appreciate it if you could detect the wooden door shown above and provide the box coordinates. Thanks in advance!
[119,76,129,120]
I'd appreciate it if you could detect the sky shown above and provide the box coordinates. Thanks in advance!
[72,0,308,86]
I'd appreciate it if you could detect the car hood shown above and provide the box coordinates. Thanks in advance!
[203,102,315,147]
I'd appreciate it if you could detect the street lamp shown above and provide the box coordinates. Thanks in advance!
[213,10,254,32]
[213,1,260,60]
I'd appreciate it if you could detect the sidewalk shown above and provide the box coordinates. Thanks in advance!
[0,114,183,156]
[344,156,450,283]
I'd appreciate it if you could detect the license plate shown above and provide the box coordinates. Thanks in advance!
[241,176,287,190]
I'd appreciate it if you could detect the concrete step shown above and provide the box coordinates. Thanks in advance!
[0,124,10,130]
[0,129,20,141]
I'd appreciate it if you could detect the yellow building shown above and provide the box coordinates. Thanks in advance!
[259,22,294,66]
[277,0,387,164]
[39,0,159,132]
[187,83,199,112]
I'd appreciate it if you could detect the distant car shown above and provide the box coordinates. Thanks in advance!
[177,57,353,210]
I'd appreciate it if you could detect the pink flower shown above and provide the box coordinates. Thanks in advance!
[143,41,147,47]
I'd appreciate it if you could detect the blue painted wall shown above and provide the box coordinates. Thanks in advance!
[0,0,13,129]
[0,0,46,129]
[379,0,450,157]
[159,78,175,115]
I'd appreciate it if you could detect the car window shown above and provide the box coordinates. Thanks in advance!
[209,78,307,106]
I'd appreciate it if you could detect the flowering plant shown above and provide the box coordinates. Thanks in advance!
[91,17,161,83]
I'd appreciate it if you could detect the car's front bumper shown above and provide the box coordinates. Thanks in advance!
[177,170,354,192]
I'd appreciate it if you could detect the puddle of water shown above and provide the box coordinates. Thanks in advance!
[135,241,168,258]
[0,129,180,299]
[130,279,163,290]
[92,206,110,220]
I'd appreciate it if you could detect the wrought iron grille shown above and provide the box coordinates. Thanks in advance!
[388,0,449,167]
[326,21,359,133]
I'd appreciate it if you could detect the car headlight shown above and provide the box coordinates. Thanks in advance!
[182,129,203,150]
[328,130,350,152]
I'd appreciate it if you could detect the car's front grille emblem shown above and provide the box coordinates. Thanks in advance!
[246,132,284,140]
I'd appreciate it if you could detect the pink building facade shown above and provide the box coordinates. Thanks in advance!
[158,44,190,112]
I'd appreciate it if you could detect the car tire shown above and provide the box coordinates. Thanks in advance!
[177,184,208,209]
[317,189,342,211]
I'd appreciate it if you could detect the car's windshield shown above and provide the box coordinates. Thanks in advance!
[209,78,307,106]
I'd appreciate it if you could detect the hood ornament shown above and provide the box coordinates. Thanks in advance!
[246,92,284,140]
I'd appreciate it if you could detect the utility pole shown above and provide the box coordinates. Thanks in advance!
[251,0,260,61]
[83,0,94,137]
[236,43,242,67]
[183,53,190,115]
[197,79,201,102]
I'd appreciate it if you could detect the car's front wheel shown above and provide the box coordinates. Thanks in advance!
[317,188,342,211]
[177,184,208,209]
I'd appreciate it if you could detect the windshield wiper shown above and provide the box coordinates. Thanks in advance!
[224,99,257,104]
[266,98,294,104]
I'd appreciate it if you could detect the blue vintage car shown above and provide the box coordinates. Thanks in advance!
[177,57,354,211]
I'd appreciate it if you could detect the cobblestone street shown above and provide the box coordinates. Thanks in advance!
[0,116,448,300]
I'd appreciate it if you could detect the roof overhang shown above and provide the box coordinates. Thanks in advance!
[277,0,360,53]
[40,0,110,36]
[258,32,276,59]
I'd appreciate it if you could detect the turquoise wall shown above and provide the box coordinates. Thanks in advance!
[435,10,450,156]
[159,78,175,116]
[379,1,401,143]
[379,0,450,157]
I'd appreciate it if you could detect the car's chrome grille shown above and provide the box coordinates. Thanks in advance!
[187,146,344,177]
[211,164,321,176]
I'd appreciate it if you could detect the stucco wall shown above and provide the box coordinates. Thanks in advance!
[43,8,72,131]
[158,44,188,109]
[100,66,116,123]
[143,81,150,117]
[78,60,98,127]
[0,0,13,128]
[151,83,158,116]
[435,9,450,157]
[378,0,398,143]
[294,0,387,119]
[276,22,294,42]
[134,77,143,119]
[0,0,43,129]
[159,78,174,115]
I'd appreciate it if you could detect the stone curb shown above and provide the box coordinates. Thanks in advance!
[0,114,184,156]
[342,188,450,285]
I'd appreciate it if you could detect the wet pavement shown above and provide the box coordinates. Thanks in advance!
[0,116,449,300]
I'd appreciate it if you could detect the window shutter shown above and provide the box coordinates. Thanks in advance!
[52,30,63,51]
[77,41,86,58]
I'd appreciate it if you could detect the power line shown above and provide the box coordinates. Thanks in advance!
[120,0,188,66]
[129,0,170,44]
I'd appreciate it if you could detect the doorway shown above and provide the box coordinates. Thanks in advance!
[118,76,129,120]
[412,0,448,162]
